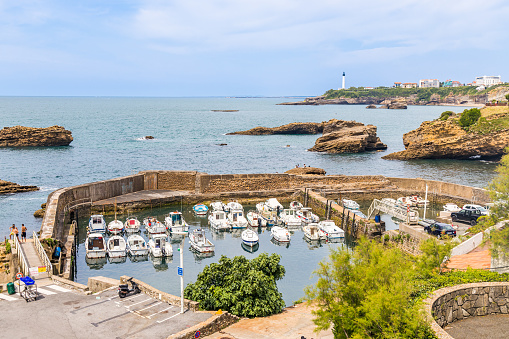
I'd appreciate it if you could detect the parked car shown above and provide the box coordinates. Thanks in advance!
[424,222,457,238]
[462,204,489,215]
[451,209,482,225]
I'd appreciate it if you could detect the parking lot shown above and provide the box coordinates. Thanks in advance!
[0,285,211,339]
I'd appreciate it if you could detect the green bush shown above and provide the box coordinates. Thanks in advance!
[506,93,509,101]
[5,240,11,254]
[439,111,454,121]
[459,108,481,128]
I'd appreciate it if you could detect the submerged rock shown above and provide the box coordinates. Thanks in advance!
[285,167,326,175]
[145,136,154,139]
[0,125,73,147]
[366,104,377,109]
[227,122,324,135]
[0,180,39,194]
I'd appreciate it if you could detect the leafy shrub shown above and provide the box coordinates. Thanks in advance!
[506,93,509,101]
[5,240,11,254]
[184,253,285,317]
[439,111,454,121]
[459,108,481,128]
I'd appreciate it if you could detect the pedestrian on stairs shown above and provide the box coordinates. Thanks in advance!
[21,224,27,242]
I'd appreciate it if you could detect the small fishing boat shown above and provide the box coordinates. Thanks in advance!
[124,217,141,233]
[107,235,127,258]
[193,203,209,215]
[289,201,303,210]
[246,211,263,227]
[148,234,173,257]
[225,200,243,213]
[342,199,360,210]
[241,229,259,247]
[210,201,226,212]
[208,210,231,231]
[303,223,327,241]
[296,207,319,224]
[144,217,166,235]
[410,195,429,207]
[443,203,461,212]
[318,220,345,239]
[228,210,248,229]
[164,211,189,234]
[189,229,215,253]
[270,226,291,242]
[396,196,415,207]
[279,209,302,227]
[88,215,106,233]
[127,234,149,256]
[107,219,124,234]
[86,233,106,258]
[266,198,284,211]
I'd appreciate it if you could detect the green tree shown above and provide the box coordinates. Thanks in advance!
[439,111,454,121]
[505,93,509,101]
[184,253,285,317]
[305,238,433,339]
[458,108,481,128]
[418,238,454,275]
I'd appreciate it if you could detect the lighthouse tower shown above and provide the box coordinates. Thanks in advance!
[342,72,346,89]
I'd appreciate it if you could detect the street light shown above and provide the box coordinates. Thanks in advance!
[173,231,187,314]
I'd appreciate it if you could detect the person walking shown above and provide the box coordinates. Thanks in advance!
[21,224,27,242]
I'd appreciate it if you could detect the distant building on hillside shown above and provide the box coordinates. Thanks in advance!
[402,83,417,88]
[419,79,440,88]
[364,87,374,90]
[472,75,502,87]
[394,82,402,88]
[443,80,462,87]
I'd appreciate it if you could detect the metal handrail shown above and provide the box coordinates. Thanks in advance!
[33,231,53,276]
[13,235,30,278]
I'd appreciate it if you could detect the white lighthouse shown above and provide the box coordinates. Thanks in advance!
[342,72,346,89]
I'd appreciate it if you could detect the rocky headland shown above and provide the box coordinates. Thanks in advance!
[0,125,73,147]
[285,167,326,175]
[228,119,387,154]
[0,180,39,194]
[383,109,509,160]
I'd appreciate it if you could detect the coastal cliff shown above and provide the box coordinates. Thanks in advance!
[0,180,38,194]
[0,125,73,147]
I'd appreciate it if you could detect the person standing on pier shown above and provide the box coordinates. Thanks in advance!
[12,225,19,241]
[9,224,15,240]
[21,224,27,242]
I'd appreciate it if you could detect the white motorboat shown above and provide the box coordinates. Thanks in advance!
[107,219,124,234]
[270,226,290,242]
[127,234,149,256]
[342,199,360,210]
[279,209,302,227]
[189,229,215,253]
[208,210,231,231]
[144,217,166,235]
[318,220,345,239]
[107,235,127,258]
[289,201,303,210]
[210,201,226,211]
[85,233,106,258]
[246,211,263,227]
[303,224,327,241]
[296,207,319,224]
[225,200,243,212]
[124,217,141,233]
[266,198,283,211]
[88,215,106,233]
[241,229,259,247]
[228,210,248,229]
[410,195,429,207]
[396,196,415,207]
[148,234,173,257]
[164,211,189,234]
[443,203,461,212]
[193,204,209,215]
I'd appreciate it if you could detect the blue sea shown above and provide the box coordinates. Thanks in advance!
[0,97,498,304]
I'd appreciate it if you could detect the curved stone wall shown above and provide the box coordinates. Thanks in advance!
[424,282,509,339]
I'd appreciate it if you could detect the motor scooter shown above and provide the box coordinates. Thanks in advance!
[118,277,141,298]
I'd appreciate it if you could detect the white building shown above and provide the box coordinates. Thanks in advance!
[473,75,502,87]
[419,79,439,88]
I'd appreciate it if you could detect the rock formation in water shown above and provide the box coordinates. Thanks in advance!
[309,120,387,153]
[382,118,509,160]
[285,167,326,175]
[0,126,73,147]
[227,122,324,135]
[0,180,39,194]
[378,98,407,109]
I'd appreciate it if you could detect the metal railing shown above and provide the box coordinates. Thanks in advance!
[367,198,419,224]
[33,231,53,276]
[13,235,30,278]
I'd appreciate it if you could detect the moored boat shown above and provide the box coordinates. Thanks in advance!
[270,226,291,242]
[107,219,124,234]
[144,217,166,235]
[303,223,327,241]
[208,210,231,231]
[210,201,226,212]
[443,203,461,212]
[396,196,415,207]
[124,217,141,233]
[88,215,106,233]
[228,210,248,229]
[164,211,189,234]
[193,203,209,215]
[127,234,149,256]
[318,220,345,239]
[296,207,319,224]
[106,235,127,258]
[225,200,243,213]
[148,234,173,257]
[189,229,215,253]
[241,229,259,247]
[411,195,429,207]
[289,201,303,210]
[279,209,302,227]
[86,233,106,258]
[246,211,263,227]
[342,199,360,210]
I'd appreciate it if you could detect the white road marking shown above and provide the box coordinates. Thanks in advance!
[46,284,71,292]
[126,298,152,308]
[114,294,144,304]
[156,312,180,323]
[37,288,57,295]
[147,306,174,319]
[135,301,162,313]
[0,294,19,301]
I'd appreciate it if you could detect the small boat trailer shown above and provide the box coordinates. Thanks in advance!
[19,276,38,302]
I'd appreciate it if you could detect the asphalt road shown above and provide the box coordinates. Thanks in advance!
[0,285,211,339]
[445,314,509,339]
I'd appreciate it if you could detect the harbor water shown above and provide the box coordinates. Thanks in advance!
[0,97,498,305]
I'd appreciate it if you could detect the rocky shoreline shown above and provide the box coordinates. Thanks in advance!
[0,180,39,194]
[0,125,73,147]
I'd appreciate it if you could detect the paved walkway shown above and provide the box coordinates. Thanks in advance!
[446,243,492,270]
[444,314,509,339]
[205,302,333,339]
[93,190,190,206]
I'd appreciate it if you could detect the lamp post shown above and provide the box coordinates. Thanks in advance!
[174,231,186,314]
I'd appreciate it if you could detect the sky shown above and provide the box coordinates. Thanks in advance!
[1,0,509,97]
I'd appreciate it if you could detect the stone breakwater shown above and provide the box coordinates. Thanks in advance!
[0,125,73,147]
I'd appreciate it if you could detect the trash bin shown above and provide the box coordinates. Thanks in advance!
[7,282,15,295]
[374,215,381,223]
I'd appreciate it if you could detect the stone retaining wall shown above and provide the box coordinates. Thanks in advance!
[168,311,239,339]
[155,171,201,192]
[425,282,509,339]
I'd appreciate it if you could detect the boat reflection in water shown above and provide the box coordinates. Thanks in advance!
[85,256,107,269]
[210,230,227,241]
[169,234,185,244]
[241,242,259,253]
[303,236,323,250]
[151,256,171,271]
[108,256,127,264]
[327,237,346,245]
[192,250,215,263]
[270,237,290,248]
[129,254,149,263]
